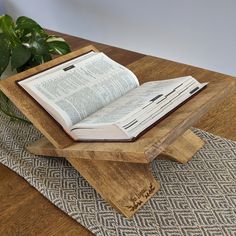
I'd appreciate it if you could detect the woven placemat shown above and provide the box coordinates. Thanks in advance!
[1,111,236,236]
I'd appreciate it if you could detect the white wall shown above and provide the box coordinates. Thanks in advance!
[0,0,5,14]
[3,0,236,76]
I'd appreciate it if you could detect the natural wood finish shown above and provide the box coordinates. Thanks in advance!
[160,129,205,164]
[195,88,236,141]
[5,49,232,164]
[27,129,203,164]
[1,30,236,235]
[26,129,202,218]
[26,68,234,162]
[67,158,160,218]
[26,129,203,217]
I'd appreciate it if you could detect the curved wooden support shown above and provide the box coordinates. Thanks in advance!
[66,158,160,218]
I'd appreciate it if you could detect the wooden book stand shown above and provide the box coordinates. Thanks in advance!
[0,45,234,218]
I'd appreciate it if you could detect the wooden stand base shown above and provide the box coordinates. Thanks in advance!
[160,129,204,164]
[27,129,204,218]
[67,158,159,218]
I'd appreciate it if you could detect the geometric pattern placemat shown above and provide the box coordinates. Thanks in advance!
[1,111,236,236]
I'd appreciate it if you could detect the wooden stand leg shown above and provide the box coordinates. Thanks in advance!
[25,129,203,217]
[158,129,204,164]
[66,158,160,218]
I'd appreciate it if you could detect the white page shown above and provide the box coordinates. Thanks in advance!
[74,76,190,125]
[19,52,139,128]
[123,82,207,137]
[74,76,206,136]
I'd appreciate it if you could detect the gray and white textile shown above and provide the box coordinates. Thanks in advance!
[1,111,236,236]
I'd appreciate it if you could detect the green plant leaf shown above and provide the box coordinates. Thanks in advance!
[0,33,11,77]
[34,53,52,64]
[48,40,71,55]
[11,44,31,70]
[16,16,42,30]
[0,15,19,46]
[0,15,14,34]
[16,16,47,38]
[0,15,4,33]
[46,35,65,42]
[27,31,49,55]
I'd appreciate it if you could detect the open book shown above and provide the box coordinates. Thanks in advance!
[18,51,207,141]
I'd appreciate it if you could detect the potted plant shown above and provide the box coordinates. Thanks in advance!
[0,14,71,122]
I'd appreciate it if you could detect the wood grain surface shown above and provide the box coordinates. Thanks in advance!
[67,158,160,218]
[0,30,235,235]
[160,129,205,164]
[3,45,232,164]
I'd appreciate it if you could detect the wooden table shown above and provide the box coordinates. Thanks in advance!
[0,30,235,235]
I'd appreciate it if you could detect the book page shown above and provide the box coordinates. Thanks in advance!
[72,76,206,137]
[19,52,139,129]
